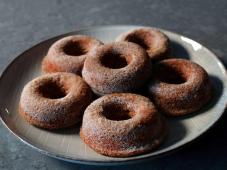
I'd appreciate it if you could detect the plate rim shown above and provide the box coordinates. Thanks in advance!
[0,25,226,165]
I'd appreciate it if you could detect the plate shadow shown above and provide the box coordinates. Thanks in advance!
[170,40,190,60]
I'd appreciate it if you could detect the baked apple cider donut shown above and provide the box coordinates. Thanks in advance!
[116,27,170,61]
[42,35,103,75]
[80,93,166,157]
[82,42,151,96]
[19,72,92,129]
[148,59,212,116]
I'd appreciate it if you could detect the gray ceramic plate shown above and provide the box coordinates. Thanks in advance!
[0,25,226,165]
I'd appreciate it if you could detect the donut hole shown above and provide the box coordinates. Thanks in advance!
[39,81,67,99]
[156,64,186,84]
[101,51,130,69]
[63,40,89,56]
[102,103,135,121]
[125,33,150,50]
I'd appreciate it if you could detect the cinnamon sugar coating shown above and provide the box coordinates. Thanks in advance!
[19,72,92,129]
[80,93,166,157]
[116,27,170,61]
[148,59,212,116]
[42,35,103,75]
[82,42,151,96]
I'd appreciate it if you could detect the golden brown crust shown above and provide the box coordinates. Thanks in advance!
[80,93,166,157]
[42,35,103,75]
[19,72,93,129]
[82,42,151,96]
[19,105,82,129]
[148,58,212,116]
[116,27,170,61]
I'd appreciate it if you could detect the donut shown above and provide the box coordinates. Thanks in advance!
[116,27,170,61]
[82,42,151,96]
[80,93,166,157]
[42,35,103,75]
[19,72,92,129]
[148,59,212,116]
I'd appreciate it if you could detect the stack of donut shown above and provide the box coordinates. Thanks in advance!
[19,27,212,157]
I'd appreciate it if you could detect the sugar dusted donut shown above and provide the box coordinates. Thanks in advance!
[19,72,92,129]
[116,27,170,61]
[80,93,166,157]
[82,42,151,96]
[148,59,212,116]
[42,35,103,75]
